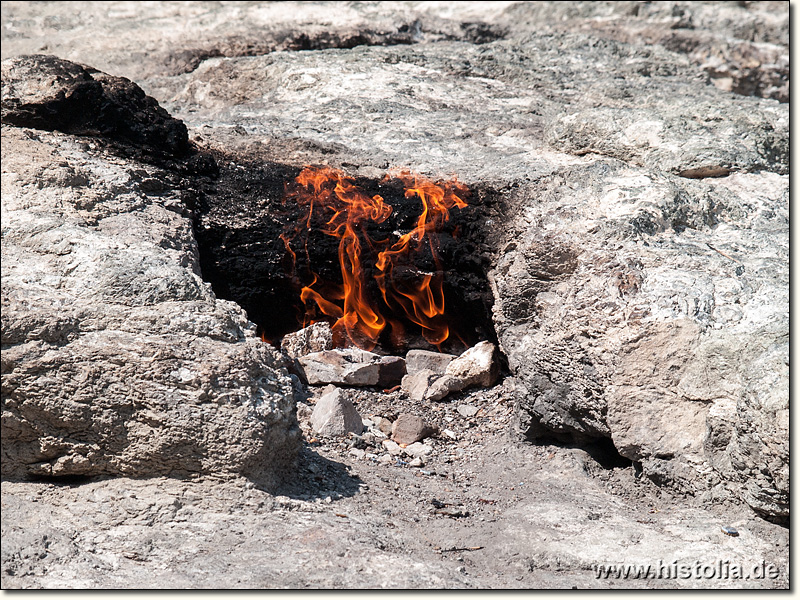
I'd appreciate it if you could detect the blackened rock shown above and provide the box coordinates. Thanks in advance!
[377,355,407,387]
[1,55,196,166]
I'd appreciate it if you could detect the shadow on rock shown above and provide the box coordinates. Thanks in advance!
[270,444,363,501]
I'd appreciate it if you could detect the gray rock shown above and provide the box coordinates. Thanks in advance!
[401,369,441,402]
[381,440,402,456]
[391,414,436,446]
[310,386,363,437]
[405,350,457,375]
[297,348,383,386]
[281,322,333,360]
[457,405,479,418]
[403,443,433,458]
[0,124,298,484]
[0,0,787,524]
[445,341,500,389]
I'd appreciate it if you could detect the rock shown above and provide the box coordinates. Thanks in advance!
[401,369,441,402]
[310,386,363,437]
[297,349,405,387]
[381,440,402,456]
[0,55,201,170]
[0,124,297,484]
[401,343,499,402]
[281,322,333,360]
[445,341,500,389]
[457,405,479,418]
[403,443,433,458]
[405,350,457,375]
[376,355,407,388]
[408,457,424,468]
[377,417,394,436]
[1,0,787,526]
[391,414,437,446]
[348,448,366,460]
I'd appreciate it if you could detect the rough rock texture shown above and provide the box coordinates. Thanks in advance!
[281,322,333,360]
[444,341,500,389]
[0,54,208,172]
[400,343,500,402]
[1,63,300,482]
[405,350,457,375]
[310,386,363,437]
[0,0,789,589]
[297,349,406,387]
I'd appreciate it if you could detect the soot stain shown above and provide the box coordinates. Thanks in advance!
[190,150,502,354]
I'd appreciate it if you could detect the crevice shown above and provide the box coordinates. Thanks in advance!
[189,150,505,355]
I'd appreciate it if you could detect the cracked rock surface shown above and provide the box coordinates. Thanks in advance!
[0,0,788,590]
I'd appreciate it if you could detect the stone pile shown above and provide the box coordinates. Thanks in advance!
[284,323,501,443]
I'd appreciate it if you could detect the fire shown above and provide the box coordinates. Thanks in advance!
[282,165,468,350]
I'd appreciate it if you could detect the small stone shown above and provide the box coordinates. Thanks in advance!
[409,457,424,468]
[281,322,333,360]
[349,448,366,460]
[443,429,457,440]
[401,369,440,401]
[377,417,394,435]
[404,442,433,458]
[424,375,462,401]
[310,386,363,436]
[457,404,479,418]
[379,453,393,464]
[391,413,437,445]
[382,439,403,455]
[405,350,457,375]
[445,341,499,389]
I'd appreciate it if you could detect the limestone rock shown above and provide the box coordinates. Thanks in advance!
[405,350,457,375]
[310,386,363,437]
[0,0,787,524]
[281,322,333,360]
[1,54,199,169]
[445,341,500,389]
[0,122,298,483]
[298,349,381,386]
[403,443,433,458]
[401,369,443,402]
[297,348,406,387]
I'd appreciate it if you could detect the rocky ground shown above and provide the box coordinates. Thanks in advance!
[1,1,789,590]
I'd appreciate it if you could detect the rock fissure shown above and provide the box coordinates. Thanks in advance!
[0,1,788,589]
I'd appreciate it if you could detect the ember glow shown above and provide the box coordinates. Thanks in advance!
[281,166,469,351]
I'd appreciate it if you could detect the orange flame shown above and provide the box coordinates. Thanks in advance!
[282,166,468,350]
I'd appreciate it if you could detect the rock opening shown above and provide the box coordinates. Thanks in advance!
[192,155,502,356]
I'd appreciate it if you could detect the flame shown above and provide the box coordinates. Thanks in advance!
[374,170,468,345]
[282,165,468,350]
